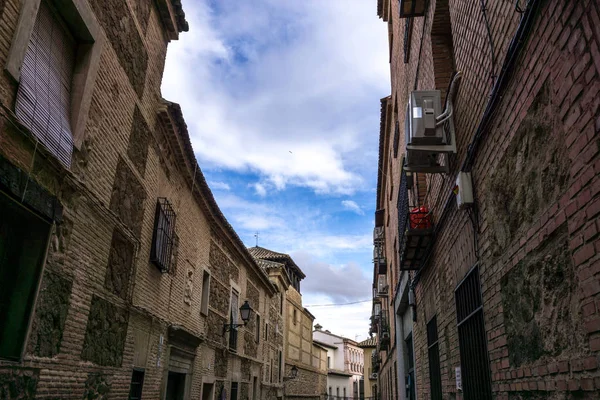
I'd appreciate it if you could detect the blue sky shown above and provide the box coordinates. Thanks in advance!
[162,0,389,341]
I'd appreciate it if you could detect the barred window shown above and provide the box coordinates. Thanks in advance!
[150,198,176,272]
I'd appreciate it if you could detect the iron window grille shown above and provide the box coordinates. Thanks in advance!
[427,316,443,400]
[150,198,176,273]
[128,368,145,400]
[455,266,492,400]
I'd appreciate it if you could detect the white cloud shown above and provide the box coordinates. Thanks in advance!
[293,252,370,303]
[341,200,364,215]
[252,182,267,197]
[208,181,230,191]
[162,0,389,195]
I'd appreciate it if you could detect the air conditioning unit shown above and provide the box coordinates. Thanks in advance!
[404,73,462,174]
[370,373,378,380]
[404,91,456,174]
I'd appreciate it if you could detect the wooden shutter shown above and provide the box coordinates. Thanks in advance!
[15,1,76,167]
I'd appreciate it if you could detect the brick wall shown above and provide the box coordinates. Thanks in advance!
[377,0,600,398]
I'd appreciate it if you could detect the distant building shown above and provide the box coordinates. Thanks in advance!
[314,327,364,399]
[358,337,377,399]
[249,246,328,400]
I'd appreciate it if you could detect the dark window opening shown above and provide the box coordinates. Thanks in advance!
[403,18,413,63]
[165,371,186,400]
[150,198,176,273]
[256,314,261,343]
[405,334,416,400]
[231,382,238,400]
[128,368,145,400]
[0,191,51,360]
[427,316,442,400]
[456,267,492,400]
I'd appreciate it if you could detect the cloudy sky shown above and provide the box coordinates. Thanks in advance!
[162,0,389,341]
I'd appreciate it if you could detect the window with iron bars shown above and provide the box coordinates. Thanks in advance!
[150,198,176,273]
[427,315,442,400]
[455,266,492,400]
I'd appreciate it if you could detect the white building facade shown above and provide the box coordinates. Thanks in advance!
[313,326,365,399]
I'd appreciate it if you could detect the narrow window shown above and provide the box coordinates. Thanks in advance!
[280,292,284,314]
[278,350,283,382]
[150,198,176,273]
[14,0,76,166]
[256,314,260,343]
[343,387,346,400]
[229,290,239,351]
[128,369,145,400]
[293,309,297,325]
[264,322,269,341]
[0,193,51,360]
[231,382,238,400]
[327,356,330,369]
[200,270,210,315]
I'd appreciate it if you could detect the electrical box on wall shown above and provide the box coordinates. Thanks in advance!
[455,172,474,209]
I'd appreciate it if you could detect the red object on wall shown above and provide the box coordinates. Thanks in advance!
[409,207,432,230]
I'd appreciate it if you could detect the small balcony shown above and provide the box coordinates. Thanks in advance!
[376,275,389,297]
[373,244,387,274]
[398,168,433,270]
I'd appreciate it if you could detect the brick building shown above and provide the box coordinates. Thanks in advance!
[371,0,600,399]
[249,247,328,400]
[0,1,286,399]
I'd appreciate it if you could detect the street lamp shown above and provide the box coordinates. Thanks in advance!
[283,365,298,381]
[223,300,252,335]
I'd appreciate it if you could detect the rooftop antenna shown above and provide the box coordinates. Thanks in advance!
[254,232,259,247]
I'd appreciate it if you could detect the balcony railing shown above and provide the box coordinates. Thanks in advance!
[397,167,433,270]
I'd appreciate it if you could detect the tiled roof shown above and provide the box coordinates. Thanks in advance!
[255,258,285,271]
[358,337,377,348]
[248,246,306,278]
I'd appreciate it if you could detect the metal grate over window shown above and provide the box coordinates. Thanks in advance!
[427,316,442,400]
[150,198,176,273]
[15,1,76,167]
[455,267,492,400]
